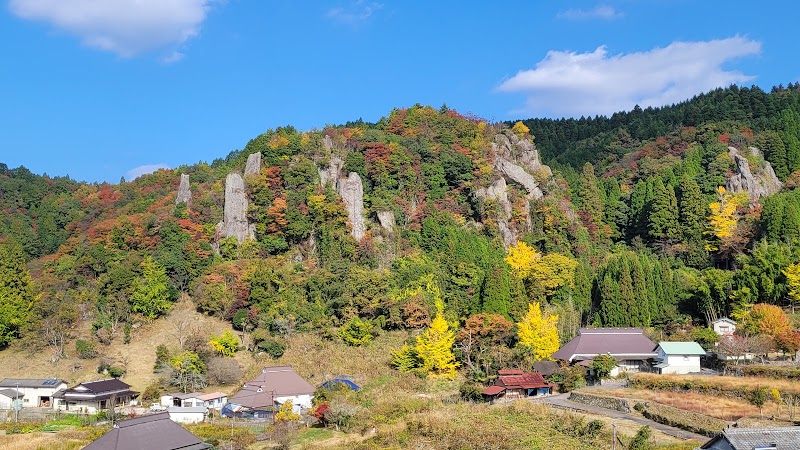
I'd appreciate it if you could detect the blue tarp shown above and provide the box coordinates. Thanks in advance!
[319,377,360,392]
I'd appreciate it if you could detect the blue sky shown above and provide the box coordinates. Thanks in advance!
[1,0,798,182]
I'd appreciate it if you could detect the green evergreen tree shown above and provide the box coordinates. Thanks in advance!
[0,242,34,347]
[647,178,680,243]
[578,162,606,236]
[678,176,709,266]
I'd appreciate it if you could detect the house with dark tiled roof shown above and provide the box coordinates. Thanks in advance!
[700,426,800,449]
[53,378,139,414]
[223,366,314,419]
[84,412,211,450]
[0,378,67,408]
[552,328,658,376]
[482,369,555,402]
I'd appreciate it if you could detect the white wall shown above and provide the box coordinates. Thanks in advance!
[169,411,206,424]
[275,394,313,413]
[657,349,701,374]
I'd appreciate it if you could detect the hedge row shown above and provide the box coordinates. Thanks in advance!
[634,401,728,437]
[736,366,800,380]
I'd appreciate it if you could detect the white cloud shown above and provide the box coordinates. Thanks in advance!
[497,37,761,118]
[326,0,383,26]
[8,0,217,57]
[126,163,170,180]
[557,5,623,20]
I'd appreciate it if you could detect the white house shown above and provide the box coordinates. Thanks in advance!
[654,341,706,374]
[0,378,67,408]
[161,392,227,410]
[167,406,207,424]
[53,379,139,414]
[711,318,736,336]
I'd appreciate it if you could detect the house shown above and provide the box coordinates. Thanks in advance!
[53,379,139,414]
[532,360,560,378]
[482,369,555,402]
[161,392,227,410]
[83,412,211,450]
[700,426,800,449]
[653,341,706,374]
[167,406,207,424]
[0,389,21,410]
[224,366,315,419]
[712,318,737,336]
[552,328,658,376]
[0,378,67,408]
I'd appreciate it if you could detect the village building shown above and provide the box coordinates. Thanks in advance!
[653,341,706,374]
[161,392,227,410]
[167,406,208,424]
[224,366,314,419]
[711,318,737,336]
[0,378,67,408]
[84,412,211,450]
[53,379,139,414]
[482,369,555,402]
[700,426,800,449]
[552,328,658,376]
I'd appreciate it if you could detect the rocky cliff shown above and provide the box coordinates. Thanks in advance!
[474,130,551,246]
[244,152,262,177]
[175,174,191,206]
[216,173,255,243]
[726,147,782,201]
[318,139,366,241]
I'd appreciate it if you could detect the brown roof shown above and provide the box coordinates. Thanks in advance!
[482,385,505,396]
[496,371,553,390]
[229,366,314,409]
[84,412,211,450]
[552,328,657,362]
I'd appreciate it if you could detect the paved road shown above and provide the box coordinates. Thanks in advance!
[529,393,707,441]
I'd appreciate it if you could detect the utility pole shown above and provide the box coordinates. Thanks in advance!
[14,382,20,423]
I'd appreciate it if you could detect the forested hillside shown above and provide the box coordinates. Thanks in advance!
[2,84,800,384]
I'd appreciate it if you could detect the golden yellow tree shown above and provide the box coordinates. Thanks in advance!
[414,299,459,379]
[783,263,800,312]
[505,242,577,296]
[511,121,530,137]
[516,302,559,361]
[705,186,747,251]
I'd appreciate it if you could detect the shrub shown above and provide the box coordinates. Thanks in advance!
[590,354,617,379]
[459,380,485,402]
[338,317,374,346]
[257,336,286,359]
[627,426,652,450]
[141,381,163,402]
[208,330,240,357]
[76,339,97,359]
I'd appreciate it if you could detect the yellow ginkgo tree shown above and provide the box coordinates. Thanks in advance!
[783,263,800,313]
[705,186,747,252]
[505,241,577,297]
[516,302,559,361]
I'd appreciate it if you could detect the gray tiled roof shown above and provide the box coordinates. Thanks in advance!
[701,426,800,449]
[552,328,657,361]
[83,412,211,450]
[0,378,65,388]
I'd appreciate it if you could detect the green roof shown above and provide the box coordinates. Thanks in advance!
[658,341,706,355]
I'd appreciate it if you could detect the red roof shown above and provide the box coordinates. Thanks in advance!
[482,385,505,395]
[496,371,553,390]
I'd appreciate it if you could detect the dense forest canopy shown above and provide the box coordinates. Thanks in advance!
[2,83,800,379]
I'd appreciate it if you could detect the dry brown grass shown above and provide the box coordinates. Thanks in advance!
[0,431,89,450]
[600,388,758,421]
[0,297,249,394]
[633,372,800,397]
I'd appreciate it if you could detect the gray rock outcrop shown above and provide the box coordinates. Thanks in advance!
[475,178,516,246]
[244,152,262,177]
[175,174,191,206]
[318,155,344,189]
[216,173,255,243]
[376,210,395,232]
[338,172,366,241]
[726,147,782,201]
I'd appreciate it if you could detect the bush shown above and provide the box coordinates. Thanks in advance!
[559,364,587,392]
[76,339,97,359]
[207,357,243,385]
[627,426,652,450]
[97,360,126,378]
[208,330,240,357]
[338,317,374,346]
[141,381,163,402]
[257,336,286,359]
[459,380,485,402]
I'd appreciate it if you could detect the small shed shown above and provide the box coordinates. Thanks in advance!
[654,341,706,374]
[711,318,736,336]
[482,369,554,402]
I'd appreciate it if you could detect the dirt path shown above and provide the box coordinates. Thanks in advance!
[531,393,707,441]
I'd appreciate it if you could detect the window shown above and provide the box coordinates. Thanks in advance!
[683,356,689,361]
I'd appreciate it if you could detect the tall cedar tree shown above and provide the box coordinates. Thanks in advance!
[648,177,680,244]
[678,176,709,266]
[0,242,34,346]
[577,162,606,238]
